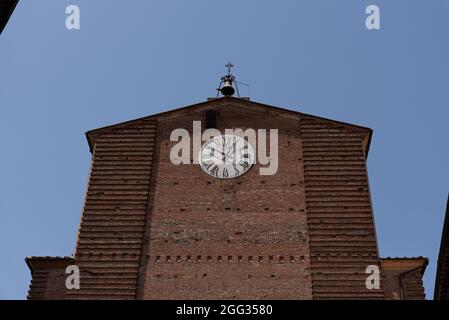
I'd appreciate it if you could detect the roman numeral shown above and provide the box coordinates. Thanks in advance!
[223,167,229,178]
[210,165,219,177]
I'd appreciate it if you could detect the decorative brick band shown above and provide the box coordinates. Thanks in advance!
[149,255,306,264]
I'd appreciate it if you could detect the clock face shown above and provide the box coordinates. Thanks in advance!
[199,134,255,179]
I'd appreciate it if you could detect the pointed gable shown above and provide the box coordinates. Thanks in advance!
[85,97,372,156]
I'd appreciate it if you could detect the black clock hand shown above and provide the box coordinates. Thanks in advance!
[210,149,226,163]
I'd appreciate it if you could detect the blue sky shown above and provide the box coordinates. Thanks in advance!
[1,0,448,299]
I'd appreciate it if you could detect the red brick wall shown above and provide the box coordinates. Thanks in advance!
[26,258,73,300]
[66,99,387,299]
[400,269,426,300]
[26,99,428,300]
[300,116,384,299]
[382,259,427,300]
[69,119,157,299]
[139,105,313,299]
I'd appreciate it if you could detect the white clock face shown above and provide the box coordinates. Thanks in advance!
[199,134,255,179]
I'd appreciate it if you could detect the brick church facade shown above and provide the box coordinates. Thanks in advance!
[26,97,427,299]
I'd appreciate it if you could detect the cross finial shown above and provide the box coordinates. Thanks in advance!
[225,62,234,75]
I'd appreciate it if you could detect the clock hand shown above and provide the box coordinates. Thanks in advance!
[210,150,226,164]
[213,150,225,159]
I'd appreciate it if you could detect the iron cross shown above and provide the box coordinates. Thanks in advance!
[225,62,234,75]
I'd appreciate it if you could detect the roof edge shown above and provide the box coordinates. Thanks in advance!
[85,97,373,154]
[25,256,74,273]
[381,256,429,261]
[381,257,429,275]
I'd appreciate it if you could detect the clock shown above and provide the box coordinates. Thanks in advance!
[199,134,255,179]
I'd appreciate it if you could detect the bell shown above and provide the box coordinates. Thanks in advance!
[220,80,235,96]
